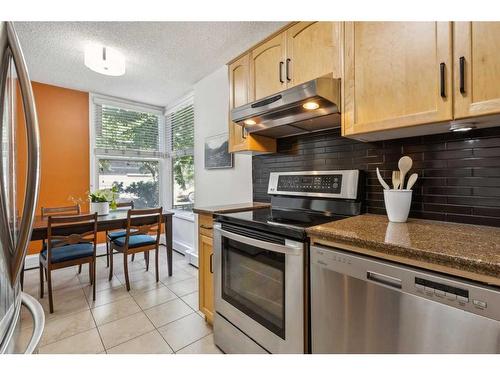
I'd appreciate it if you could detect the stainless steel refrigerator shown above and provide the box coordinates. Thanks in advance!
[0,21,44,354]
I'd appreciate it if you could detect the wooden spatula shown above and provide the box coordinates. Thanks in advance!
[376,167,390,190]
[406,173,418,190]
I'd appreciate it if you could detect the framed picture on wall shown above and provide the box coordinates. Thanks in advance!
[204,133,233,169]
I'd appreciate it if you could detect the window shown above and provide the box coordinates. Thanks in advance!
[97,159,159,208]
[91,95,165,209]
[166,96,194,211]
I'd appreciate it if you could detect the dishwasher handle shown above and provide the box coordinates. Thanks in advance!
[367,271,402,289]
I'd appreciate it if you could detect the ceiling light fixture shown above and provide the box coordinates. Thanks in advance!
[84,43,125,76]
[449,123,476,132]
[244,119,257,126]
[303,101,320,110]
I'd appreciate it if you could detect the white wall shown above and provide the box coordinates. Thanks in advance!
[194,65,253,207]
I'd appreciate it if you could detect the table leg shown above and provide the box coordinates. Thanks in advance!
[166,215,173,276]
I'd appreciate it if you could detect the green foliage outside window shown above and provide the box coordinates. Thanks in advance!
[96,105,159,152]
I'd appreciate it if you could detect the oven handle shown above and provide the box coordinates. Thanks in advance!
[215,225,303,256]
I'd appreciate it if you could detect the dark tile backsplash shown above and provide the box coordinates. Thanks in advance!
[252,127,500,227]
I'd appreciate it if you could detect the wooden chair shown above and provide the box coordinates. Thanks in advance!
[108,207,162,291]
[40,213,98,313]
[105,201,134,268]
[20,204,81,290]
[41,204,81,218]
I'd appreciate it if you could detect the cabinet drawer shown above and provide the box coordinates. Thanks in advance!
[198,214,214,238]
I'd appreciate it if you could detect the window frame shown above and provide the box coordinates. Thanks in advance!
[165,93,195,212]
[89,93,169,209]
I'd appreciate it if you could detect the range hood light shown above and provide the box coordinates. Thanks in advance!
[449,123,476,132]
[244,119,257,126]
[303,101,320,110]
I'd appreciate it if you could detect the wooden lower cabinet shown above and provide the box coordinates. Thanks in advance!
[198,214,214,324]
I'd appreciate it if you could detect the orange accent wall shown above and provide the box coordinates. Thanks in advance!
[16,82,90,254]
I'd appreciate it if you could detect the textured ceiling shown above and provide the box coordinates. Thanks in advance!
[14,22,286,106]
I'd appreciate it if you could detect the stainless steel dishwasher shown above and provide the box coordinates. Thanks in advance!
[310,245,500,354]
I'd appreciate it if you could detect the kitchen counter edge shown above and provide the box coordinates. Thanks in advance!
[193,202,271,215]
[306,214,500,287]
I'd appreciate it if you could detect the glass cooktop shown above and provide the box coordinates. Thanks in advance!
[216,208,349,241]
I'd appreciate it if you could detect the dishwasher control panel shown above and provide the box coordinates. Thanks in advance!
[415,277,470,303]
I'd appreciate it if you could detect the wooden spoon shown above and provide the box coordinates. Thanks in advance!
[406,173,418,190]
[398,156,413,189]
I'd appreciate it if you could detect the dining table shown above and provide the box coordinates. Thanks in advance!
[30,210,175,276]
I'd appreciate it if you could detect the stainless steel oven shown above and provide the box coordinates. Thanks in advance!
[213,223,305,354]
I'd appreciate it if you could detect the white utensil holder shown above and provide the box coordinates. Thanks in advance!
[383,189,412,223]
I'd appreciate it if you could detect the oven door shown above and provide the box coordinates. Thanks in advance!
[213,223,304,354]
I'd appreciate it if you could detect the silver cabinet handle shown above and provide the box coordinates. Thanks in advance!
[21,292,45,354]
[6,22,40,287]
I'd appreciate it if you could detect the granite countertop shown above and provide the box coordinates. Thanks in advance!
[193,202,270,215]
[307,214,500,285]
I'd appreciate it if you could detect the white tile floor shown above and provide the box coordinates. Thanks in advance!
[20,247,222,354]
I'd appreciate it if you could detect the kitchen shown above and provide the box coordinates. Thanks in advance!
[193,20,500,355]
[1,0,500,372]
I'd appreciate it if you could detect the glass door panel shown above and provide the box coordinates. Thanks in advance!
[221,237,286,339]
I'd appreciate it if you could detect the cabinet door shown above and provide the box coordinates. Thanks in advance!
[198,234,214,323]
[249,33,286,101]
[343,22,453,136]
[454,22,500,119]
[286,22,341,87]
[228,54,250,152]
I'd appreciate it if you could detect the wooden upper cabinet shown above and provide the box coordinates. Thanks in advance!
[454,22,500,119]
[228,54,276,153]
[286,22,341,87]
[228,54,249,152]
[342,22,453,137]
[249,33,287,101]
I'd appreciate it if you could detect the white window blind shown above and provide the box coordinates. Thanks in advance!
[94,102,163,157]
[167,98,194,157]
[166,95,195,211]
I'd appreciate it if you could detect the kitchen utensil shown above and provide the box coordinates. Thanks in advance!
[406,173,418,190]
[376,168,390,190]
[398,156,413,189]
[392,170,401,189]
[383,189,413,223]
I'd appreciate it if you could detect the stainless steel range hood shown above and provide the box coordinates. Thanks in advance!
[231,74,341,138]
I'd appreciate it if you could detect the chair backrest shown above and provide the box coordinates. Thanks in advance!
[46,213,98,264]
[123,207,163,249]
[116,201,134,209]
[41,204,81,218]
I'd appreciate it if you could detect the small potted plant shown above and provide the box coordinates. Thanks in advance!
[89,187,118,216]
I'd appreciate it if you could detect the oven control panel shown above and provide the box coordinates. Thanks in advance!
[277,174,342,194]
[268,170,359,199]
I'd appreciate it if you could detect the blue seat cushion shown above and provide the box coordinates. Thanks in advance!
[41,239,63,250]
[112,235,156,248]
[40,243,93,263]
[107,229,137,240]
